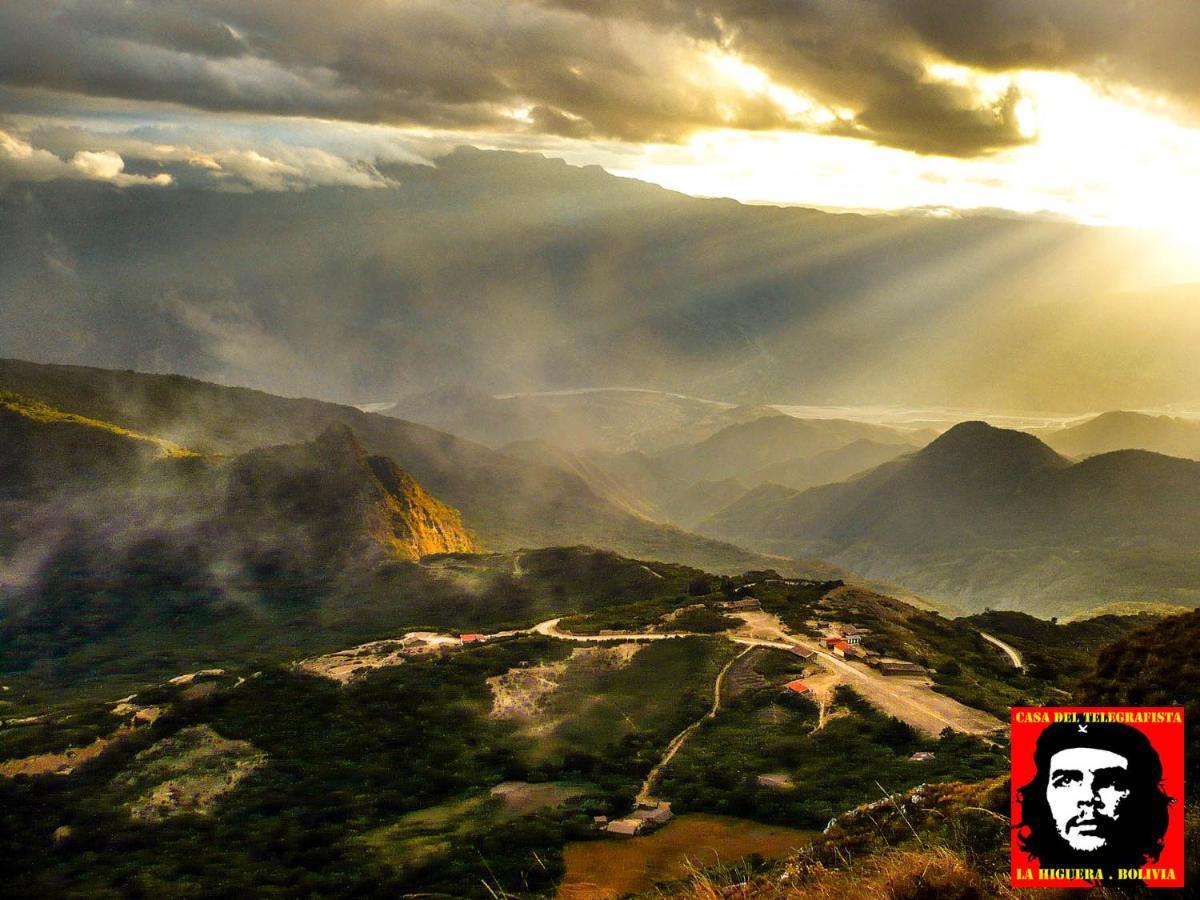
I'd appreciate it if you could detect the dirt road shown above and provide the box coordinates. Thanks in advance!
[531,617,1003,737]
[980,631,1024,670]
[635,645,754,805]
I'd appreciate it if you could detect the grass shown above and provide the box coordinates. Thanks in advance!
[0,391,199,458]
[659,685,1006,829]
[514,637,739,769]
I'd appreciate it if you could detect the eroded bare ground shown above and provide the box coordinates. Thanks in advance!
[295,631,463,683]
[486,643,647,731]
[0,706,165,778]
[113,724,267,822]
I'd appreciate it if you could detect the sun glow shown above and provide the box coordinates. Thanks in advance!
[596,69,1200,281]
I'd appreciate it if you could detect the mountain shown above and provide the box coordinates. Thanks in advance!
[389,386,773,453]
[1045,410,1200,460]
[657,414,929,484]
[497,439,666,520]
[0,148,1185,412]
[667,477,749,529]
[224,425,477,569]
[750,438,922,492]
[702,421,1200,615]
[0,357,822,577]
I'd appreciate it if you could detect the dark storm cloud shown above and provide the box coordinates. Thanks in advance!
[1,1,1197,156]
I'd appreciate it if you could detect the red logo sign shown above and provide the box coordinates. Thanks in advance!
[1011,707,1184,888]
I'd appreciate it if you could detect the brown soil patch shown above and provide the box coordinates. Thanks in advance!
[115,724,267,822]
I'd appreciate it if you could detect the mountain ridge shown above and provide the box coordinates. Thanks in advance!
[702,420,1200,614]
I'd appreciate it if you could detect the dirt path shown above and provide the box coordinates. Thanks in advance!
[532,618,687,642]
[635,645,754,806]
[980,631,1024,670]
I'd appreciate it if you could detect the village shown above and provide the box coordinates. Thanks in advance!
[287,590,1000,841]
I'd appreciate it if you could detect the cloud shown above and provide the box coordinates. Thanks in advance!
[7,123,400,191]
[0,1,1198,157]
[0,127,172,186]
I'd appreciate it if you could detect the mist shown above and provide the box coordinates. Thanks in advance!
[0,147,1192,418]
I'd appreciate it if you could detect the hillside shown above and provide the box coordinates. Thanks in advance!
[1078,608,1200,791]
[390,386,771,454]
[0,393,192,498]
[657,414,926,485]
[1045,410,1200,460]
[0,567,1163,899]
[0,357,822,577]
[750,437,921,492]
[703,421,1200,615]
[224,425,478,567]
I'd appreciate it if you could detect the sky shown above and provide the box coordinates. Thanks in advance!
[1,1,1200,278]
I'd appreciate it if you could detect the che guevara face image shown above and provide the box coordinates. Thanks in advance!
[1015,720,1173,875]
[1045,746,1131,852]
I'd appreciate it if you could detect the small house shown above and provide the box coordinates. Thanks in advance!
[844,633,863,645]
[879,660,927,676]
[832,640,858,659]
[630,803,673,829]
[791,646,816,660]
[784,679,812,696]
[718,598,762,612]
[605,818,643,836]
[459,634,487,643]
[908,751,936,762]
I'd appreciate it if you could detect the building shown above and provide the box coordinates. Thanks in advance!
[605,818,643,836]
[844,633,863,645]
[791,646,816,660]
[630,803,673,829]
[718,598,762,612]
[459,634,487,643]
[908,751,936,762]
[832,640,859,659]
[784,679,812,696]
[823,635,841,648]
[879,659,927,676]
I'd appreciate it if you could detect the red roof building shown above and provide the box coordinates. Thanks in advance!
[784,680,812,694]
[459,634,487,643]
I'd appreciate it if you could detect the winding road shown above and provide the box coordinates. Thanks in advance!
[980,631,1024,671]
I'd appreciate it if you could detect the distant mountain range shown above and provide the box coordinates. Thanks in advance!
[497,412,931,530]
[1044,410,1200,460]
[702,421,1200,615]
